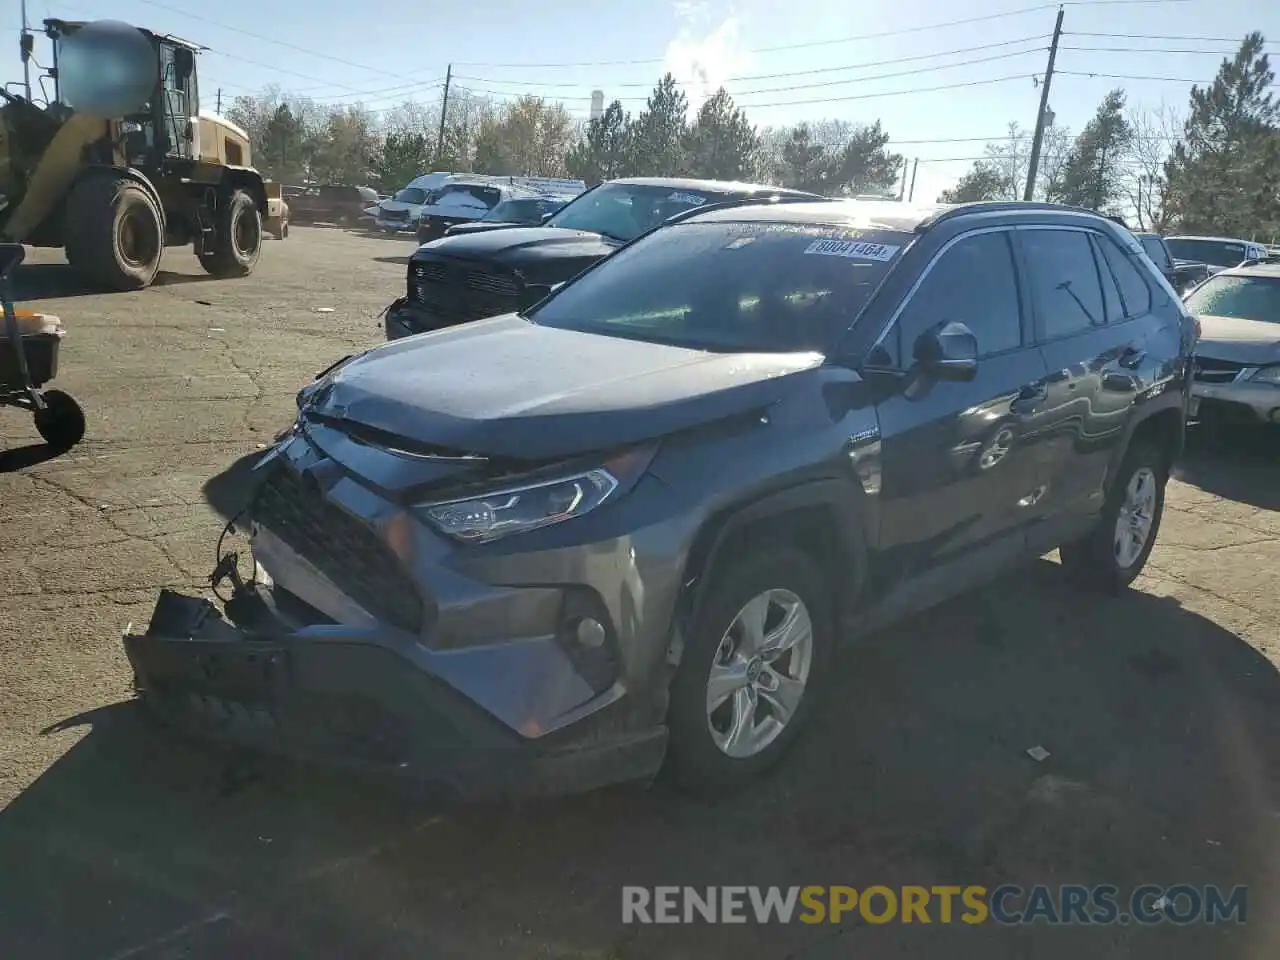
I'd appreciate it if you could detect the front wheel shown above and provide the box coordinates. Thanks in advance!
[197,188,262,277]
[1060,442,1167,592]
[665,546,833,795]
[34,389,86,451]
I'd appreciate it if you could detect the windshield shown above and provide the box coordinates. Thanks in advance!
[546,182,727,242]
[429,184,502,210]
[1139,236,1170,267]
[1165,238,1248,268]
[1184,274,1280,325]
[485,198,545,222]
[528,221,907,353]
[393,187,427,204]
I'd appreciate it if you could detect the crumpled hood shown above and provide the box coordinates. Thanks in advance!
[1195,315,1280,364]
[415,226,620,280]
[308,314,822,460]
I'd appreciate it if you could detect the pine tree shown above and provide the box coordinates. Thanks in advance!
[1164,32,1279,234]
[683,88,760,181]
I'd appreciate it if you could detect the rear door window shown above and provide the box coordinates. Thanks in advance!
[1095,234,1153,318]
[1020,229,1107,338]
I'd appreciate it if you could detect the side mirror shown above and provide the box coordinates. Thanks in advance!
[914,321,978,381]
[541,212,554,224]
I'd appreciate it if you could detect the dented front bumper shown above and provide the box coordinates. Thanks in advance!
[123,588,667,797]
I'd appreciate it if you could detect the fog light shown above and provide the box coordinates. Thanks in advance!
[575,617,606,649]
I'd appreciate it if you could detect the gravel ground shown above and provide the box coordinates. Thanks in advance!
[1,228,1277,959]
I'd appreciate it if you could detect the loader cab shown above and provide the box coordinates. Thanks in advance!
[42,18,203,170]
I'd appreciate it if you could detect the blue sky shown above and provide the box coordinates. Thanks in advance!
[4,0,1278,200]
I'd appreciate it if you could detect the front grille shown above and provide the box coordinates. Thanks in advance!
[1192,357,1245,384]
[251,465,426,635]
[381,209,408,221]
[407,256,522,325]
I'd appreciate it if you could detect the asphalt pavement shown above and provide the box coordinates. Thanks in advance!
[1,228,1277,959]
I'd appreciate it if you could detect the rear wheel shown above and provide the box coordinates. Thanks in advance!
[197,188,262,277]
[1060,441,1167,592]
[64,174,163,290]
[665,546,833,794]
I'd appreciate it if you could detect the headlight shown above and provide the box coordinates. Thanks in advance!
[1249,365,1280,384]
[418,446,655,544]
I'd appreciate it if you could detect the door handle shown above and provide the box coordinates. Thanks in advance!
[1119,346,1147,369]
[1011,383,1047,416]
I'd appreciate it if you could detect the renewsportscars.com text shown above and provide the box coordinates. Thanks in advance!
[621,884,1248,926]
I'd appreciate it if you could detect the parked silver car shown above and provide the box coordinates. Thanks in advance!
[1185,258,1280,425]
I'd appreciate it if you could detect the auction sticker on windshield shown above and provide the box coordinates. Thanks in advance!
[804,238,900,261]
[668,192,708,206]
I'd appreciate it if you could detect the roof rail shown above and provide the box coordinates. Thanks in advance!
[919,200,1113,233]
[663,193,833,227]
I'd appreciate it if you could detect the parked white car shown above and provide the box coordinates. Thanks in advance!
[366,172,457,232]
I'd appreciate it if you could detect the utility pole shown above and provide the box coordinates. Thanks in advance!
[1023,5,1064,202]
[897,159,909,200]
[216,87,223,113]
[435,64,452,166]
[20,0,32,101]
[907,158,919,202]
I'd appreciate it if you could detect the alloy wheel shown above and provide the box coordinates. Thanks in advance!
[705,588,814,759]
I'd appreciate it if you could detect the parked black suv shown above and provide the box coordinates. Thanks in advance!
[383,177,821,340]
[125,200,1193,797]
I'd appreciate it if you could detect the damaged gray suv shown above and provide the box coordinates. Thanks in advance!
[125,199,1194,796]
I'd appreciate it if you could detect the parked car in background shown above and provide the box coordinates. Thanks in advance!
[384,177,823,340]
[436,195,570,240]
[284,185,379,225]
[126,199,1190,797]
[369,172,458,232]
[1133,232,1209,294]
[1165,236,1270,276]
[1183,255,1280,427]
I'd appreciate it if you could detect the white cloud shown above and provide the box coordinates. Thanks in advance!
[663,4,752,110]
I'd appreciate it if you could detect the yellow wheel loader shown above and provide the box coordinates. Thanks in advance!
[0,19,271,290]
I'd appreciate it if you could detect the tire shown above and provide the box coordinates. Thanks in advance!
[64,175,163,290]
[34,390,86,451]
[665,545,834,795]
[1059,441,1167,593]
[197,188,262,277]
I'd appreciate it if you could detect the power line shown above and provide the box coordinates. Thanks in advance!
[453,4,1063,68]
[451,0,1192,68]
[1063,45,1277,54]
[453,36,1050,90]
[127,0,404,78]
[1066,31,1279,43]
[462,48,1045,102]
[1057,69,1215,82]
[460,73,1036,110]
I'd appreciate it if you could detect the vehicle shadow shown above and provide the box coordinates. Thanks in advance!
[372,255,411,266]
[1175,424,1280,510]
[201,449,270,523]
[12,264,219,300]
[0,439,62,472]
[2,560,1276,958]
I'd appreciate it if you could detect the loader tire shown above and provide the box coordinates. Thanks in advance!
[65,175,163,291]
[197,188,262,277]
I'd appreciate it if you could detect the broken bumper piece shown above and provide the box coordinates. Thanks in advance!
[123,588,667,797]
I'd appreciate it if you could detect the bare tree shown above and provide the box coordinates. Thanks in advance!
[1119,101,1184,229]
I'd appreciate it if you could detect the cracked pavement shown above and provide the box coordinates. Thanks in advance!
[1,229,1278,959]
